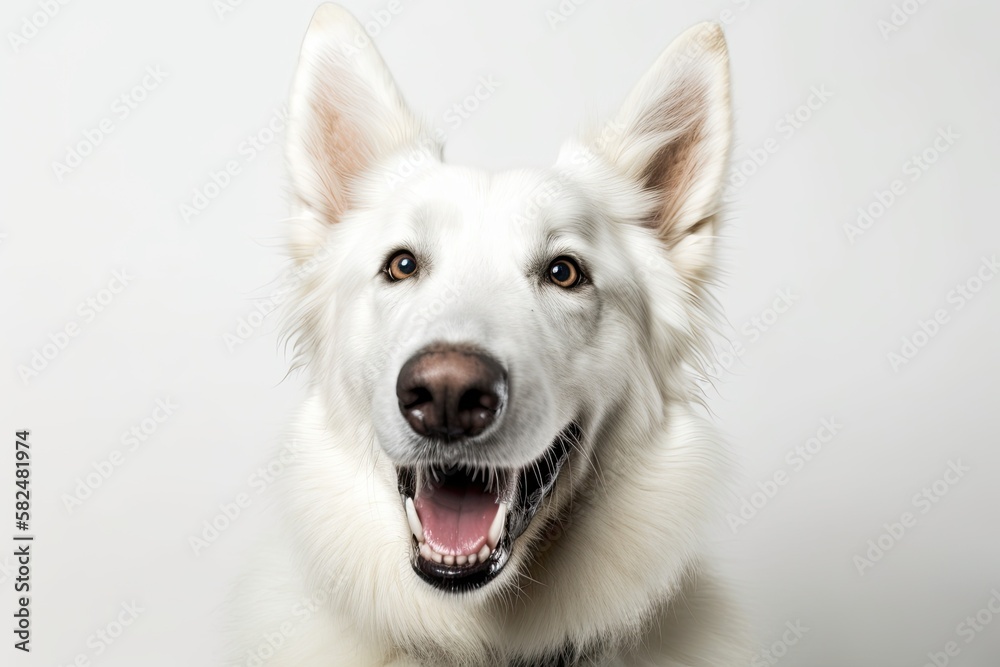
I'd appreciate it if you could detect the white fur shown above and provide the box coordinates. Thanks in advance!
[229,5,749,665]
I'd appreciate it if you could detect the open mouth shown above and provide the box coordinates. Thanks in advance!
[396,422,581,592]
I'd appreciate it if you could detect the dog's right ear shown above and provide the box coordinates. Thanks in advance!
[285,4,432,261]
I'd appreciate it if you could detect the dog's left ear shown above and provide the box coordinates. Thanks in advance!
[586,23,732,280]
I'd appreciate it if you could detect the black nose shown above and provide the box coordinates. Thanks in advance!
[396,347,505,440]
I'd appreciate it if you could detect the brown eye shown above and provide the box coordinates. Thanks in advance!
[547,257,583,288]
[387,251,418,281]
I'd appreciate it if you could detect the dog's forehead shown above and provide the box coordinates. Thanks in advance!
[392,164,595,241]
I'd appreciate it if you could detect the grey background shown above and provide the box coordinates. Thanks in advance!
[2,0,999,665]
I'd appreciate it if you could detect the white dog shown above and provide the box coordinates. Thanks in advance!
[230,5,749,665]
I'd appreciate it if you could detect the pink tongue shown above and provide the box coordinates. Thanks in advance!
[414,482,499,556]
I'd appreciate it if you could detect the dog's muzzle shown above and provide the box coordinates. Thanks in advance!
[393,344,580,592]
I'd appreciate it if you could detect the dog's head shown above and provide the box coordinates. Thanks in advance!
[283,3,730,607]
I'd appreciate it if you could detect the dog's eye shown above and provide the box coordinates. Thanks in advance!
[547,257,583,288]
[386,251,418,281]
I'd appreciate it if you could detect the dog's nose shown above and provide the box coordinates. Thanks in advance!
[396,348,505,440]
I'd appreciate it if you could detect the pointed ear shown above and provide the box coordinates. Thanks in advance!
[286,4,432,259]
[594,23,732,280]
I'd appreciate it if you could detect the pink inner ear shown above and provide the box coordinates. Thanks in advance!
[303,65,374,223]
[636,80,714,245]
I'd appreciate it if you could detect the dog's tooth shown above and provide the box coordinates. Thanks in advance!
[419,543,433,561]
[478,544,491,561]
[405,497,425,543]
[467,553,478,565]
[443,554,455,566]
[487,502,507,549]
[430,549,443,564]
[456,555,468,566]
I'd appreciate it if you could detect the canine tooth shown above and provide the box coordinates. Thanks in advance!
[443,554,455,566]
[456,555,467,566]
[467,553,478,565]
[419,543,433,561]
[487,502,507,548]
[478,544,491,561]
[405,497,425,543]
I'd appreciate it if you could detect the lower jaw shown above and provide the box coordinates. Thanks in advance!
[409,530,513,592]
[396,422,582,593]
